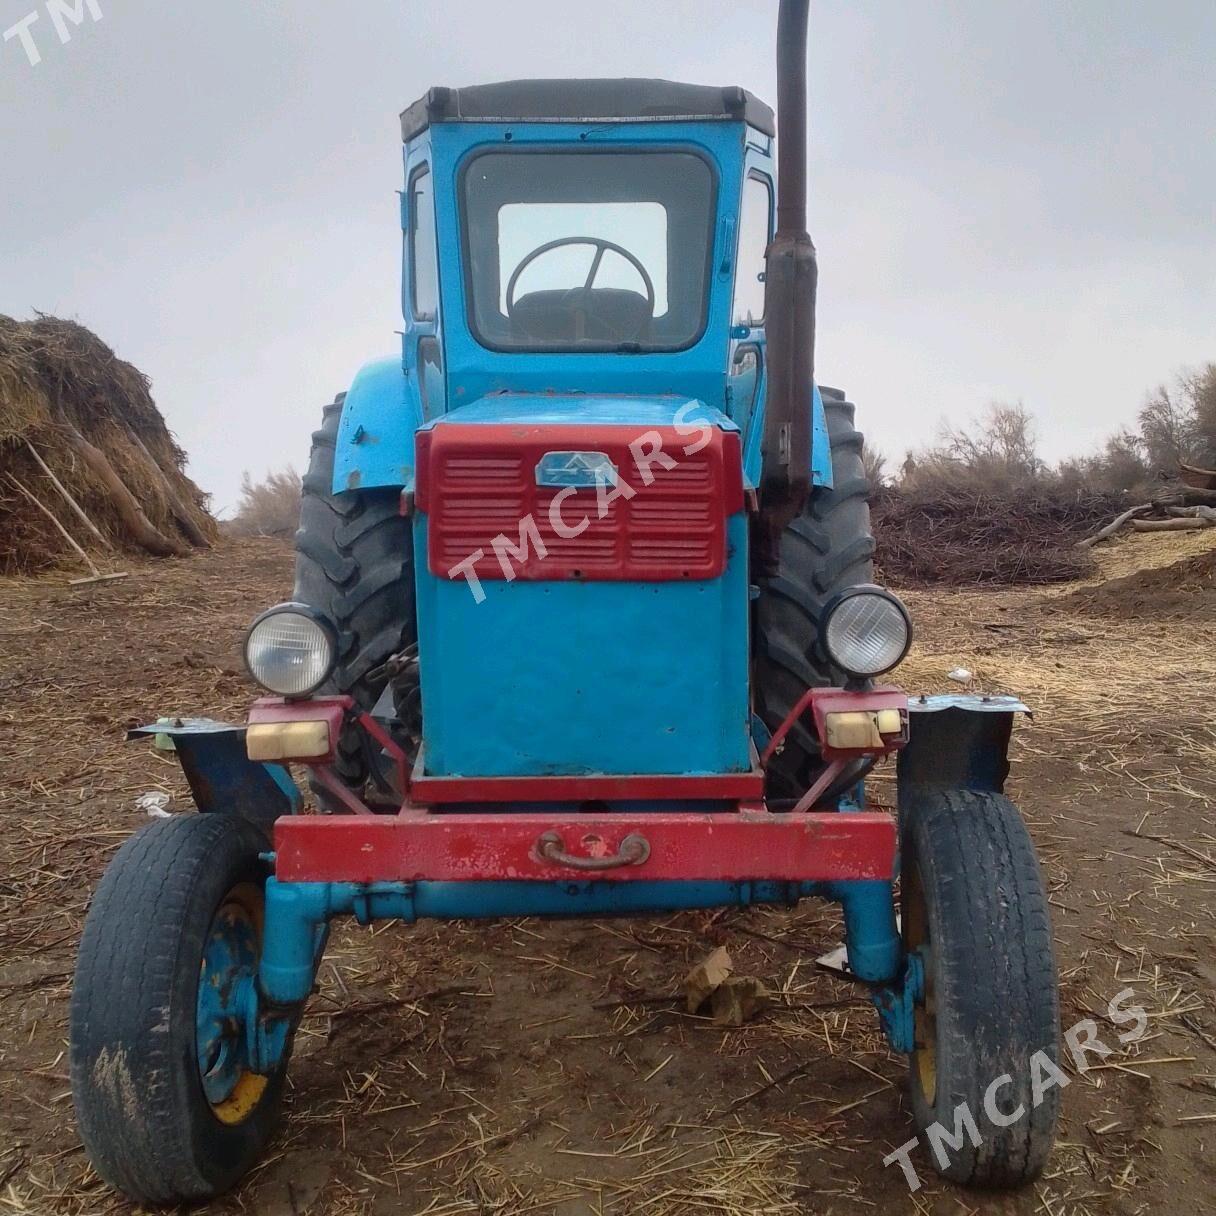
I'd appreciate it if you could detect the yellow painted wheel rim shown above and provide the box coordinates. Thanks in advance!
[211,1070,270,1126]
[902,861,937,1106]
[198,882,270,1126]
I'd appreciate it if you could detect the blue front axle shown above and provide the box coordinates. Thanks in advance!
[238,874,916,1074]
[258,876,902,1005]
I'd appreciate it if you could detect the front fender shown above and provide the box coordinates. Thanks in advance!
[331,356,423,494]
[896,694,1030,801]
[127,719,301,831]
[742,380,833,491]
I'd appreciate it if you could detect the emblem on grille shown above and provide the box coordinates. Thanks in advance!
[534,451,619,488]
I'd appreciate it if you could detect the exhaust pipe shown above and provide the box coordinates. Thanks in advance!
[757,0,816,573]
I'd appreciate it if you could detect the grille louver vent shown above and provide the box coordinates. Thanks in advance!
[417,423,742,582]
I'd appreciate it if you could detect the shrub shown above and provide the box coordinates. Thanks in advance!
[228,468,301,537]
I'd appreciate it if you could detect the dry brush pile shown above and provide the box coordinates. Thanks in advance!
[870,385,1216,588]
[870,486,1129,586]
[0,315,216,575]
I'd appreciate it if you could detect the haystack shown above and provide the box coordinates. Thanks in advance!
[0,315,217,575]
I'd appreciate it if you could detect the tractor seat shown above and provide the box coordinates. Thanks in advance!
[510,288,653,345]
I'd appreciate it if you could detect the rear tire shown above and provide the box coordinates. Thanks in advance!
[753,389,876,797]
[901,789,1060,1187]
[70,816,288,1205]
[294,396,416,799]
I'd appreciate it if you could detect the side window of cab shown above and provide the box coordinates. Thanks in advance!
[409,166,439,320]
[730,174,772,433]
[408,166,445,414]
[732,174,772,326]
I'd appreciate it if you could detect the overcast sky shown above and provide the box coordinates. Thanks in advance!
[3,0,1213,513]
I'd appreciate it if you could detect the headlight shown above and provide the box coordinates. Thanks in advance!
[243,603,336,698]
[821,585,912,678]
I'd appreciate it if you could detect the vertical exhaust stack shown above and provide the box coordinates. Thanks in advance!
[757,0,816,574]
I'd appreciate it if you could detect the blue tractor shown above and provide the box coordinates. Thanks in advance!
[70,3,1061,1203]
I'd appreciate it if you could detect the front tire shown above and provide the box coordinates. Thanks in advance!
[70,816,289,1206]
[901,790,1060,1188]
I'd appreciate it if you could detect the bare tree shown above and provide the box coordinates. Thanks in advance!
[1180,363,1216,466]
[1053,429,1151,495]
[889,362,1215,499]
[942,403,1041,480]
[898,402,1044,493]
[1097,429,1152,491]
[1138,384,1195,475]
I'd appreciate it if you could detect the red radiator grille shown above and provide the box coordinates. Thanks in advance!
[416,423,743,582]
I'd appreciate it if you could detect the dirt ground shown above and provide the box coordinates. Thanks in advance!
[1,532,1214,1216]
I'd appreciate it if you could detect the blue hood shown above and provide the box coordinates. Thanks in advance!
[422,392,737,433]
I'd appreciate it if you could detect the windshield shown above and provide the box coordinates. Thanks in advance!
[462,150,716,352]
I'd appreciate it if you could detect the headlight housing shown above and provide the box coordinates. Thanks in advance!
[243,603,336,698]
[821,585,912,679]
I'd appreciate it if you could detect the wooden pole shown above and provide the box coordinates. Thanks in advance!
[1131,517,1215,533]
[54,419,190,558]
[1074,503,1152,549]
[1165,505,1216,523]
[23,440,112,549]
[1155,487,1216,508]
[7,474,101,576]
[126,432,212,549]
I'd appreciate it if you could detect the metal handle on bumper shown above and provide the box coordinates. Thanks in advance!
[536,831,651,871]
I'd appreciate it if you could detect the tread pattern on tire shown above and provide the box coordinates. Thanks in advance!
[293,396,416,791]
[753,388,876,795]
[70,815,283,1205]
[903,789,1061,1188]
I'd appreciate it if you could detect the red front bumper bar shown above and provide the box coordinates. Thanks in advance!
[274,809,896,884]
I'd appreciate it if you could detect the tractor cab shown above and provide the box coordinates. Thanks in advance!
[331,78,831,501]
[402,79,773,383]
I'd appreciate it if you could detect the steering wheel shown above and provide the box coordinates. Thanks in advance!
[505,237,657,341]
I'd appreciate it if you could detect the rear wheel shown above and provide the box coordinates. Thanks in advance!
[294,396,417,801]
[901,789,1060,1187]
[70,816,289,1205]
[753,388,876,797]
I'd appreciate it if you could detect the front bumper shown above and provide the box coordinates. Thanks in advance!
[272,807,896,884]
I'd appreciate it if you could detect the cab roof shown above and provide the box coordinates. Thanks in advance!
[400,78,775,142]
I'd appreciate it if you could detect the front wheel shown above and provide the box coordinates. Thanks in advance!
[901,789,1060,1188]
[70,816,291,1206]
